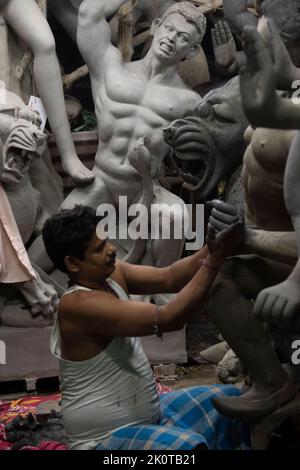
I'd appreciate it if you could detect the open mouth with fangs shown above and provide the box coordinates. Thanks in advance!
[174,156,212,193]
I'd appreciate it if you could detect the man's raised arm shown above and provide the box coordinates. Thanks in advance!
[77,0,129,76]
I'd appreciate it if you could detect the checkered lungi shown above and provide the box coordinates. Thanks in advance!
[95,385,251,450]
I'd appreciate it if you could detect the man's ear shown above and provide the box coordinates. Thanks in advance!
[64,255,80,274]
[150,18,161,37]
[184,43,200,61]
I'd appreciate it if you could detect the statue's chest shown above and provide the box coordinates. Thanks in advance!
[104,72,189,122]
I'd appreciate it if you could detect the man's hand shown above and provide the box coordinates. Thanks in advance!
[18,274,59,318]
[206,200,244,259]
[238,25,282,127]
[212,21,237,71]
[254,277,300,332]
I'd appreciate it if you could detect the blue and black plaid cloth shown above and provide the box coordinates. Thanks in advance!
[95,385,251,450]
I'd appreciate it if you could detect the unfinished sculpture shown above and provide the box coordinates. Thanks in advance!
[202,19,300,423]
[0,0,94,184]
[239,24,300,129]
[239,25,300,334]
[61,0,207,268]
[0,89,59,324]
[164,76,248,201]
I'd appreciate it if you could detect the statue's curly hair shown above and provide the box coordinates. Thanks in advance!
[160,2,207,44]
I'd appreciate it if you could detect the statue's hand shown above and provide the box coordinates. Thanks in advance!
[267,18,298,91]
[238,26,281,127]
[206,200,244,258]
[254,277,300,332]
[18,274,59,318]
[212,21,237,70]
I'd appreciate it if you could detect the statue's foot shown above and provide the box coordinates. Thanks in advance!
[62,156,95,185]
[212,381,297,423]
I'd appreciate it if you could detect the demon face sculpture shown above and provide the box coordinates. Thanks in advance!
[0,90,46,185]
[164,77,249,201]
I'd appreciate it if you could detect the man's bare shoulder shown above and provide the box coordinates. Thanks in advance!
[58,262,128,317]
[58,289,107,317]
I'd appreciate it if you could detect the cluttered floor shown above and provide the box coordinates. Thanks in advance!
[1,316,299,450]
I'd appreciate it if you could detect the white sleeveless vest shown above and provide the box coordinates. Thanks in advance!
[50,278,161,450]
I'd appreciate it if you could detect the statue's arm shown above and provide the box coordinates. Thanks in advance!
[77,0,129,75]
[242,229,298,266]
[223,0,258,32]
[239,26,300,129]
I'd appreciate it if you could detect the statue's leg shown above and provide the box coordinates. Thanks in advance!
[150,185,186,267]
[61,173,109,210]
[208,255,297,422]
[3,0,94,184]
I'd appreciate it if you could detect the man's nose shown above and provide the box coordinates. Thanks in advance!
[107,243,117,254]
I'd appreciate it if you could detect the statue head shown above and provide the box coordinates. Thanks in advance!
[164,77,249,201]
[150,2,207,64]
[0,91,46,185]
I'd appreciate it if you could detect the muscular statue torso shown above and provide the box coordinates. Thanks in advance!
[94,56,200,199]
[242,126,295,231]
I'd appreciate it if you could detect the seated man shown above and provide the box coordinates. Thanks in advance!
[42,205,249,451]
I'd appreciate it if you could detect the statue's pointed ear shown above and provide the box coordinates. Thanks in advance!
[150,18,161,36]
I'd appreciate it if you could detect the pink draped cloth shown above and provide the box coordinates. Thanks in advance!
[0,183,36,283]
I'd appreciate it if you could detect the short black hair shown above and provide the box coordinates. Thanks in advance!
[42,205,103,273]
